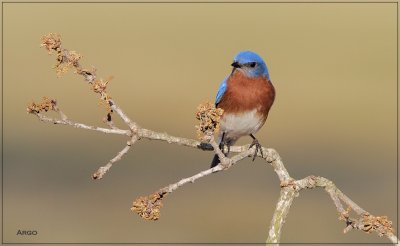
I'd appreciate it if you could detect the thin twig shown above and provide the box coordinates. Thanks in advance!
[35,113,130,136]
[93,135,139,179]
[159,140,257,195]
[109,99,138,132]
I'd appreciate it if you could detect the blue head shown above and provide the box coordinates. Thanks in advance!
[231,51,270,79]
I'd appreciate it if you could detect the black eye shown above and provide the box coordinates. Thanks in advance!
[249,62,257,68]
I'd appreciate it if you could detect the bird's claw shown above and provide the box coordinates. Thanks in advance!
[249,138,263,161]
[219,140,230,155]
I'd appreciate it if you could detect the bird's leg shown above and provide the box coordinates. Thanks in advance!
[219,132,228,155]
[226,144,231,155]
[249,134,263,161]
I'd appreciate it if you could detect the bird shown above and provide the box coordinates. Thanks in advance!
[210,50,276,168]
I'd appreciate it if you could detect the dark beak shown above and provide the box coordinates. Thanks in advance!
[231,61,241,68]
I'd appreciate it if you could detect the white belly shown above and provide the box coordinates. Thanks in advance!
[220,109,264,141]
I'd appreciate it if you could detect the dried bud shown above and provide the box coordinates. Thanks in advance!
[92,76,112,94]
[76,67,97,83]
[360,213,393,236]
[131,192,166,221]
[40,34,113,107]
[27,97,57,114]
[195,101,224,139]
[93,76,113,113]
[54,50,83,77]
[40,33,62,54]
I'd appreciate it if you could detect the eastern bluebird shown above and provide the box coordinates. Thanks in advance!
[210,51,275,168]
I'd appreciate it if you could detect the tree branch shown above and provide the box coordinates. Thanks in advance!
[266,175,398,244]
[267,187,297,244]
[34,112,130,136]
[92,135,139,179]
[28,33,398,245]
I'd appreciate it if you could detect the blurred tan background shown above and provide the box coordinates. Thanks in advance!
[2,2,397,244]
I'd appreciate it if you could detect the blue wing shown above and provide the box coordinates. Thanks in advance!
[215,77,228,106]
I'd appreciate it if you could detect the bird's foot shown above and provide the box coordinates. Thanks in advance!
[249,137,263,161]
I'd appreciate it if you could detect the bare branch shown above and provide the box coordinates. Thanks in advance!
[34,113,130,136]
[267,187,297,244]
[93,135,139,179]
[139,128,204,149]
[263,148,292,183]
[266,174,398,244]
[156,135,257,197]
[109,99,138,132]
[265,175,398,244]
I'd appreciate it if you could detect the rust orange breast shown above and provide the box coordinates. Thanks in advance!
[217,70,276,118]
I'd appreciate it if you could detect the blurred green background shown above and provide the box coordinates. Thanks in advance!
[2,2,397,244]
